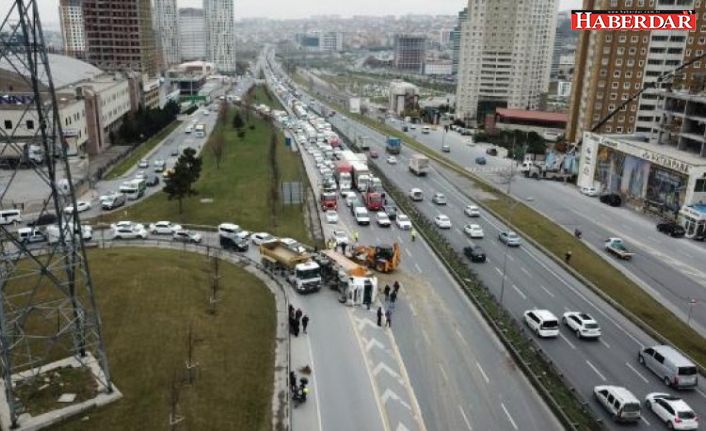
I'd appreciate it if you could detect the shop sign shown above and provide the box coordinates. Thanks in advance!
[640,151,690,174]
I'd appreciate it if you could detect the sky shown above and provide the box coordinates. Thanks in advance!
[0,0,583,27]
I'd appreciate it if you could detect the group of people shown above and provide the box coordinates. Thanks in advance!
[289,305,310,337]
[375,280,401,328]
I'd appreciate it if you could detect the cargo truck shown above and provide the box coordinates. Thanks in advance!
[320,250,378,306]
[260,241,322,293]
[335,162,353,191]
[408,154,430,176]
[386,137,401,154]
[351,161,371,191]
[0,142,44,167]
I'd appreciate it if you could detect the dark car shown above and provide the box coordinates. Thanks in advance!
[486,147,498,156]
[383,205,397,221]
[146,175,160,187]
[27,212,57,227]
[656,221,686,237]
[369,150,379,159]
[220,236,249,252]
[475,156,487,165]
[463,245,486,263]
[599,193,622,207]
[402,126,409,132]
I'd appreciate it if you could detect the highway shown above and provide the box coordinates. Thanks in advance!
[290,75,706,428]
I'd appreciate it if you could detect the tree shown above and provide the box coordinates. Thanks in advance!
[163,148,202,213]
[232,111,244,130]
[211,111,226,169]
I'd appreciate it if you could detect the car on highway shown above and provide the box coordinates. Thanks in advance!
[561,311,601,339]
[441,143,450,153]
[325,210,338,224]
[27,212,57,227]
[173,230,202,244]
[580,186,599,197]
[353,207,370,225]
[369,150,379,159]
[386,156,397,165]
[149,221,182,235]
[464,205,480,217]
[251,232,277,245]
[138,159,149,169]
[396,214,412,230]
[153,160,166,172]
[100,193,126,210]
[523,309,559,338]
[146,175,160,187]
[463,223,484,238]
[434,214,452,229]
[593,386,641,423]
[599,193,622,207]
[656,221,686,237]
[486,147,498,156]
[63,201,91,214]
[280,238,307,254]
[376,212,391,227]
[332,229,349,246]
[409,188,424,201]
[17,227,46,244]
[432,192,447,205]
[475,156,486,165]
[498,231,521,246]
[463,245,486,263]
[644,393,698,430]
[112,223,147,240]
[638,345,698,389]
[382,205,397,221]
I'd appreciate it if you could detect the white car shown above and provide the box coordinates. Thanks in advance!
[562,311,601,339]
[149,221,183,235]
[332,229,349,245]
[523,309,560,338]
[396,214,412,230]
[325,210,338,224]
[386,156,397,165]
[112,224,147,240]
[135,170,146,180]
[173,230,202,243]
[434,214,452,229]
[110,221,144,231]
[63,201,91,214]
[280,237,306,253]
[645,393,698,430]
[251,232,276,245]
[376,212,391,227]
[580,186,599,197]
[464,205,480,217]
[463,223,484,238]
[138,159,149,169]
[354,207,370,225]
[153,160,166,172]
[432,193,447,205]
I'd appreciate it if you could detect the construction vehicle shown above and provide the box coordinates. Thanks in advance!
[260,240,322,293]
[351,243,401,273]
[0,142,44,168]
[386,137,401,154]
[321,250,378,306]
[408,154,430,176]
[524,151,574,181]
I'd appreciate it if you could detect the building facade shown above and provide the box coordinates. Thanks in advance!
[82,0,158,77]
[178,8,208,62]
[153,0,180,69]
[389,81,419,115]
[204,0,236,74]
[319,32,343,53]
[455,0,558,125]
[393,34,426,74]
[450,7,468,76]
[566,0,706,143]
[59,0,86,59]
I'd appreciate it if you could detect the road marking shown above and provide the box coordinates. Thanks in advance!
[414,263,422,273]
[395,423,411,431]
[697,389,706,399]
[586,360,607,381]
[512,284,527,300]
[506,254,515,262]
[520,266,532,277]
[538,284,555,297]
[475,361,490,384]
[421,327,431,345]
[625,362,649,383]
[366,337,387,353]
[494,266,505,278]
[305,324,325,431]
[381,388,412,410]
[500,403,518,430]
[599,338,611,349]
[355,316,379,331]
[408,303,417,317]
[455,228,463,236]
[558,333,577,349]
[458,405,473,431]
[438,363,448,382]
[373,361,403,382]
[405,249,412,258]
[640,416,651,426]
[454,328,469,346]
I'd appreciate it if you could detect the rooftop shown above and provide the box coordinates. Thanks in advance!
[0,54,104,90]
[604,133,706,167]
[496,108,568,124]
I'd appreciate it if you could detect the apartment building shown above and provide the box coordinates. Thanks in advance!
[204,0,236,74]
[178,8,208,62]
[153,0,180,69]
[393,34,426,74]
[59,0,86,59]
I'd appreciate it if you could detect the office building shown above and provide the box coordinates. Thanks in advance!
[566,0,706,143]
[204,0,236,74]
[393,34,426,74]
[455,0,558,125]
[178,8,208,62]
[59,0,86,59]
[319,32,343,53]
[153,0,180,69]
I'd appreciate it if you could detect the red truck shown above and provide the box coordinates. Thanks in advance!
[320,192,338,210]
[363,190,383,211]
[335,162,353,191]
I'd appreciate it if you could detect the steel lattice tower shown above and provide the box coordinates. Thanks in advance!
[0,1,112,427]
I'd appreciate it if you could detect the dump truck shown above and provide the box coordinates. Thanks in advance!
[386,137,401,154]
[260,240,321,293]
[0,142,44,168]
[352,243,401,273]
[604,237,634,260]
[408,154,430,176]
[321,250,378,306]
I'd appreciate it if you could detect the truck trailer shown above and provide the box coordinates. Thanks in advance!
[260,241,322,293]
[408,154,430,176]
[386,137,401,154]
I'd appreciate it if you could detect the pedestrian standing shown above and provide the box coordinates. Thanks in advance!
[302,315,310,334]
[341,242,347,255]
[411,229,416,242]
[293,319,300,337]
[385,309,392,328]
[376,307,383,327]
[393,281,400,295]
[290,371,297,392]
[295,308,303,321]
[383,285,391,302]
[289,305,295,320]
[565,250,572,264]
[390,290,398,304]
[353,231,359,242]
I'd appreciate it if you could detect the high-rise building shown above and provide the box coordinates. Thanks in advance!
[393,34,426,74]
[82,0,158,77]
[566,0,706,143]
[59,0,86,59]
[204,0,236,74]
[450,7,468,76]
[455,0,558,125]
[319,32,343,53]
[153,0,180,69]
[179,8,208,62]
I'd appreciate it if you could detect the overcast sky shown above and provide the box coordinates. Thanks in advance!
[0,0,582,25]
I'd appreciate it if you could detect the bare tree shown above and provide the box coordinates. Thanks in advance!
[208,256,221,315]
[168,370,184,430]
[185,323,199,385]
[210,104,227,169]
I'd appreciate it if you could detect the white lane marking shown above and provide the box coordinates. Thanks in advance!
[697,389,706,399]
[500,403,518,430]
[520,266,532,277]
[438,363,449,382]
[306,327,325,431]
[421,328,431,345]
[506,254,515,262]
[641,416,651,426]
[455,328,469,346]
[494,266,503,277]
[512,284,527,300]
[405,249,412,258]
[625,362,649,383]
[559,333,577,350]
[414,263,423,273]
[408,303,418,317]
[599,338,611,349]
[475,361,490,384]
[538,284,555,298]
[458,405,473,431]
[586,360,607,381]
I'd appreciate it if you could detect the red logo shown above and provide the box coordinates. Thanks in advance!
[571,10,695,31]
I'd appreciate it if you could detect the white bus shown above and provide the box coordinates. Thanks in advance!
[194,124,206,138]
[119,179,146,200]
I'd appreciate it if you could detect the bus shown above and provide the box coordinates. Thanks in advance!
[119,179,147,200]
[194,124,206,138]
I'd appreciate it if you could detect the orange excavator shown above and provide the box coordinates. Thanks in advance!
[351,243,401,273]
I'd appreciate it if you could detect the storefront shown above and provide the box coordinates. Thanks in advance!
[578,132,706,217]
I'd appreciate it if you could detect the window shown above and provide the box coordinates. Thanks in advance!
[619,35,627,43]
[630,48,637,55]
[4,120,11,129]
[624,82,631,89]
[614,70,621,78]
[695,178,706,192]
[611,82,619,89]
[616,127,623,133]
[25,120,34,129]
[610,93,618,100]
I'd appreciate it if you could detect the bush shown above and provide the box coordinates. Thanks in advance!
[117,100,180,145]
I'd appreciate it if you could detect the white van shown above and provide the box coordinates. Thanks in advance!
[638,345,699,388]
[593,385,641,423]
[523,309,559,337]
[0,209,21,225]
[409,188,424,202]
[17,227,46,244]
